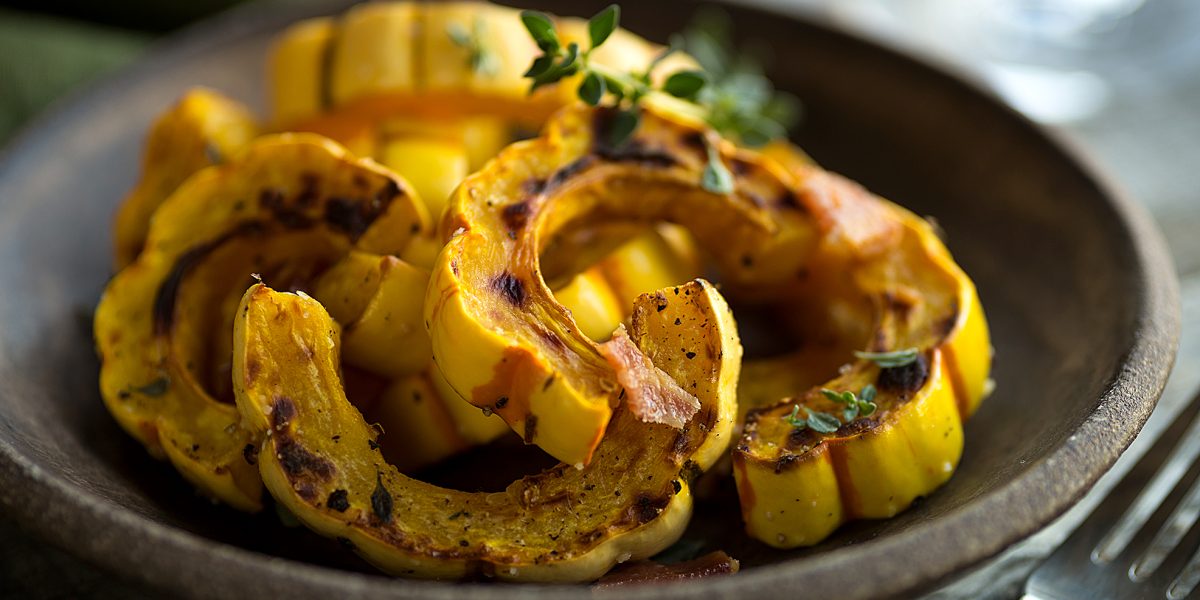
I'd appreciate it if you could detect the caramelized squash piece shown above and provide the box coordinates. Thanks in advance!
[426,104,808,465]
[313,252,431,379]
[233,279,740,581]
[597,226,703,309]
[94,134,427,510]
[550,267,624,342]
[113,88,258,267]
[730,184,991,548]
[369,372,478,473]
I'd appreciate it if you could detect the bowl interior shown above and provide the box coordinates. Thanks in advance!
[0,1,1171,598]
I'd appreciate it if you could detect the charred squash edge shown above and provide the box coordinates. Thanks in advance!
[94,133,428,511]
[234,279,739,581]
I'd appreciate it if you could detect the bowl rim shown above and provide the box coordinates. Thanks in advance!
[0,0,1180,598]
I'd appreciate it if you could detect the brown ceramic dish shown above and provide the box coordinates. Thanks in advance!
[0,0,1180,598]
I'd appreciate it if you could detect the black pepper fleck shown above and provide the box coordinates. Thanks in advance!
[327,489,350,512]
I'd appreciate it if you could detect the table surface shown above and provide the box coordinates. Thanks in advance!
[2,1,1199,598]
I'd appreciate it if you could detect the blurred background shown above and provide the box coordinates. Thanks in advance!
[0,0,1197,598]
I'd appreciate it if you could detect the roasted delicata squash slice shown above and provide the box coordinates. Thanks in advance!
[730,197,991,549]
[427,104,816,466]
[113,87,259,267]
[233,279,740,581]
[268,1,693,135]
[94,134,427,510]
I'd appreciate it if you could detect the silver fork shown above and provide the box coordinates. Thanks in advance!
[1025,389,1200,599]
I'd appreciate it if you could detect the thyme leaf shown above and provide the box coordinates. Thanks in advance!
[678,8,800,147]
[520,10,558,53]
[820,384,879,423]
[663,70,707,100]
[784,404,806,428]
[784,404,841,434]
[447,18,499,77]
[607,108,641,147]
[701,140,733,194]
[587,4,620,50]
[806,410,841,433]
[854,348,920,368]
[578,71,606,105]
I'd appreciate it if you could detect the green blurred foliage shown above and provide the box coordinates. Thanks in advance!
[0,9,150,140]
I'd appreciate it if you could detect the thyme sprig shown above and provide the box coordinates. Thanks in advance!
[785,384,879,434]
[784,404,841,434]
[676,8,799,148]
[821,384,878,421]
[518,5,796,195]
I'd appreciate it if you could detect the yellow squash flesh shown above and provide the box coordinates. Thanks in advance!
[233,279,740,581]
[369,372,478,474]
[596,226,703,309]
[113,88,258,267]
[94,134,427,511]
[550,267,624,343]
[311,250,510,472]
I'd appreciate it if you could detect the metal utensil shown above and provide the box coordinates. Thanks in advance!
[1025,388,1200,599]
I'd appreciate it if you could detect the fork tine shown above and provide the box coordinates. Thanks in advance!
[1091,395,1200,564]
[1026,390,1200,600]
[1143,502,1200,595]
[1166,547,1200,599]
[1116,447,1200,575]
[1128,463,1200,580]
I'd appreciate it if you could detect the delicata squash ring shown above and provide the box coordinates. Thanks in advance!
[94,133,428,511]
[269,1,694,132]
[731,200,991,548]
[427,103,991,544]
[233,279,740,581]
[427,104,812,466]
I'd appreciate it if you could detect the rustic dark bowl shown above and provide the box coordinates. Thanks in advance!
[0,0,1180,598]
